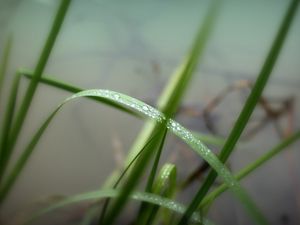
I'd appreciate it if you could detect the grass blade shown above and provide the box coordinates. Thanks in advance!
[0,0,72,182]
[0,35,12,101]
[25,189,212,225]
[0,74,20,166]
[178,0,300,223]
[102,124,166,225]
[0,89,266,223]
[138,164,177,225]
[135,129,167,224]
[19,69,140,117]
[98,130,164,224]
[201,130,300,208]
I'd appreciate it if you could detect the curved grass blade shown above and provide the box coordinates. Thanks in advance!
[178,0,300,223]
[21,70,224,148]
[0,0,72,181]
[0,74,20,170]
[0,89,266,223]
[200,130,300,208]
[19,69,140,118]
[25,189,213,225]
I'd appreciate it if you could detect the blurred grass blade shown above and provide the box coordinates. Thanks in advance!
[138,164,177,225]
[0,106,59,202]
[102,124,166,225]
[201,130,300,208]
[135,130,168,224]
[179,0,300,223]
[0,89,266,223]
[0,35,12,101]
[20,69,140,117]
[26,189,212,225]
[0,0,71,181]
[0,74,20,167]
[98,130,163,224]
[145,129,168,193]
[120,0,221,176]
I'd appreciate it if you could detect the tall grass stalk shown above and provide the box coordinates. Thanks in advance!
[0,74,20,163]
[0,0,71,184]
[178,0,299,223]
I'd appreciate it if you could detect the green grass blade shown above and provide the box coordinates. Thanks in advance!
[178,0,300,223]
[19,69,140,117]
[0,74,20,167]
[201,130,300,208]
[0,90,264,223]
[98,131,163,224]
[138,164,177,225]
[0,107,59,203]
[102,124,166,225]
[145,129,167,193]
[0,35,12,101]
[0,89,266,223]
[25,189,212,225]
[0,0,71,180]
[135,130,168,224]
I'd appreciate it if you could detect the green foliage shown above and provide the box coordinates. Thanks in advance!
[178,0,300,223]
[0,0,298,224]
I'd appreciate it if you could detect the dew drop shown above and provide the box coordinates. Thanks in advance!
[142,105,149,111]
[113,93,120,100]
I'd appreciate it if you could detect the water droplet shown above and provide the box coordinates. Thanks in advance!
[113,93,120,100]
[142,105,149,111]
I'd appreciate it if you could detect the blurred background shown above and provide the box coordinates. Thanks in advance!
[0,0,299,224]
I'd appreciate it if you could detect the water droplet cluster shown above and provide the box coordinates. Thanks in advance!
[68,89,240,196]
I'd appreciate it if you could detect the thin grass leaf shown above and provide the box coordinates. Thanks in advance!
[0,74,20,164]
[0,89,266,223]
[145,129,168,193]
[19,69,140,117]
[0,105,59,203]
[138,164,177,225]
[98,130,164,224]
[178,0,300,223]
[0,35,12,101]
[25,189,213,225]
[0,0,71,182]
[102,124,166,225]
[200,130,300,208]
[135,129,168,224]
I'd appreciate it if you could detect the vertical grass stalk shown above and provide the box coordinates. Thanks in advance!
[0,0,71,184]
[0,35,12,101]
[0,74,20,163]
[178,0,300,223]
